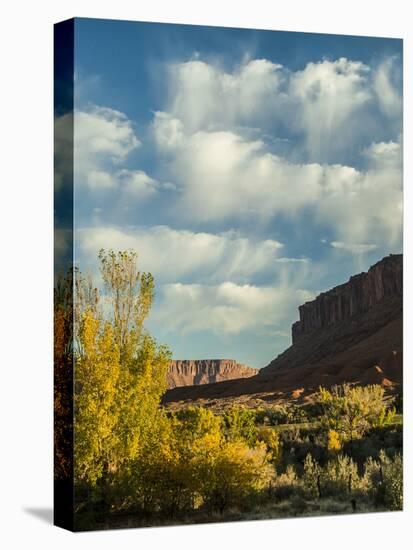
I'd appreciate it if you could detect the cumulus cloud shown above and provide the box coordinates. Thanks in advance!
[308,160,398,245]
[161,56,401,162]
[85,169,116,189]
[75,106,140,172]
[152,119,402,247]
[362,139,402,169]
[167,59,284,134]
[313,141,402,246]
[149,55,402,248]
[151,281,314,335]
[159,129,324,220]
[81,167,161,198]
[117,170,159,197]
[290,58,371,160]
[77,225,308,284]
[56,105,163,201]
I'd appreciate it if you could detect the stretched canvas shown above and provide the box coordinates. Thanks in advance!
[54,17,403,531]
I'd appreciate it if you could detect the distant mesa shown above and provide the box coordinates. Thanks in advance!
[167,359,257,389]
[164,254,402,405]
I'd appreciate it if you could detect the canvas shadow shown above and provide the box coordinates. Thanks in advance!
[24,507,53,524]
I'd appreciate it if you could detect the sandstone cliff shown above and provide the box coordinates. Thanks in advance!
[167,359,257,389]
[291,254,402,343]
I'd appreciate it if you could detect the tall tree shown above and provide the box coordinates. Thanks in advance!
[74,250,171,488]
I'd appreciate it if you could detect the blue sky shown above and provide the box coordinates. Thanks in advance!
[62,18,402,368]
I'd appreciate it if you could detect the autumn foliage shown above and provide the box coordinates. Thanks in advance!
[54,250,402,529]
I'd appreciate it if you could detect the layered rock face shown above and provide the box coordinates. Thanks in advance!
[257,253,403,388]
[167,359,257,389]
[292,254,402,343]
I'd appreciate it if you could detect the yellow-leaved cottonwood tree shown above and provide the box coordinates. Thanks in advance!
[74,250,171,489]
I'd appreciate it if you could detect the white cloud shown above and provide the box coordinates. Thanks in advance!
[86,169,116,189]
[74,106,140,172]
[150,55,402,248]
[77,225,305,284]
[309,160,399,246]
[362,139,402,169]
[153,120,402,247]
[152,111,184,150]
[330,241,379,254]
[59,106,164,201]
[165,130,323,220]
[290,58,371,159]
[117,169,159,198]
[374,57,402,119]
[167,59,284,134]
[151,281,314,335]
[161,56,401,162]
[77,224,314,339]
[275,257,309,264]
[313,141,402,246]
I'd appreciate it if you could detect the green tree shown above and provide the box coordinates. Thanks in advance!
[223,406,258,446]
[318,384,390,453]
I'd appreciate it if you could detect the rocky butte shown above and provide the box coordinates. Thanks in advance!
[163,254,402,405]
[291,253,402,344]
[167,359,257,389]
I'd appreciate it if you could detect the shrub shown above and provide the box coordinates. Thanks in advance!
[257,426,281,464]
[318,384,390,451]
[197,440,274,514]
[363,451,403,510]
[265,405,291,425]
[272,465,303,500]
[303,454,322,498]
[323,454,360,497]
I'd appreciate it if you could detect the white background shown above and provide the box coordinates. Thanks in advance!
[0,0,411,548]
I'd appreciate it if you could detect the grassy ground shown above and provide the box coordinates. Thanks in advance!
[76,495,391,531]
